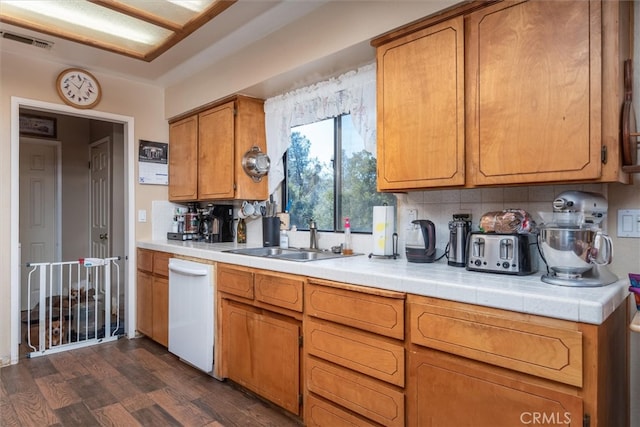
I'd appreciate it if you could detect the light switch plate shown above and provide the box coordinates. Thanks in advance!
[617,209,640,238]
[138,209,147,223]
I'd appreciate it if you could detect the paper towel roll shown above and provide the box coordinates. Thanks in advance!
[372,206,395,256]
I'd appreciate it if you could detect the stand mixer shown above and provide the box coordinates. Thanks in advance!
[538,191,618,287]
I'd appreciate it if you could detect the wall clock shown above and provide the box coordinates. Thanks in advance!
[56,68,102,109]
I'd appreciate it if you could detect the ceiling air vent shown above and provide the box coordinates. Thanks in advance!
[0,31,53,50]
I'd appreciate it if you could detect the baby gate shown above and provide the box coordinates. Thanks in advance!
[24,257,122,358]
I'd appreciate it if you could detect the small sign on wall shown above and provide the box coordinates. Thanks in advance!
[138,139,168,185]
[20,114,57,138]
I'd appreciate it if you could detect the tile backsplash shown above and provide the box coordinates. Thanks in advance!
[395,183,606,257]
[151,183,608,268]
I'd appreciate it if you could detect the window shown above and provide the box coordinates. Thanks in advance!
[286,114,396,232]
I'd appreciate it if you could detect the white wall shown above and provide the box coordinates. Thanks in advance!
[165,0,460,117]
[0,51,167,364]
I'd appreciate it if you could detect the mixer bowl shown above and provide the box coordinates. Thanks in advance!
[538,226,612,274]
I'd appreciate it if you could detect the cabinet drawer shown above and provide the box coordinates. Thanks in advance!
[153,251,171,277]
[306,318,404,387]
[306,280,405,340]
[305,394,380,427]
[408,295,583,387]
[137,249,153,273]
[307,357,404,427]
[255,272,303,312]
[218,265,254,299]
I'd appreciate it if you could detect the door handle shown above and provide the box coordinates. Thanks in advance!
[100,233,109,240]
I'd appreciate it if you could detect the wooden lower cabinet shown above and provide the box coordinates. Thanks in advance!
[213,267,627,427]
[304,279,406,427]
[407,294,629,427]
[224,300,300,414]
[151,276,168,347]
[218,264,303,416]
[136,269,153,337]
[136,249,170,346]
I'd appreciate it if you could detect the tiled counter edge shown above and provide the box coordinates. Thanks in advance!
[137,239,630,325]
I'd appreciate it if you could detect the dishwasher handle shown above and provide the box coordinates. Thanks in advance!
[169,262,209,277]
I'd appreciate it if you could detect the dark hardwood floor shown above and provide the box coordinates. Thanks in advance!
[1,336,302,426]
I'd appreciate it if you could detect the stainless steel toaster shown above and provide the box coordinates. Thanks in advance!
[465,232,538,275]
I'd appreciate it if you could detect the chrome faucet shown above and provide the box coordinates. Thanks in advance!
[309,219,318,249]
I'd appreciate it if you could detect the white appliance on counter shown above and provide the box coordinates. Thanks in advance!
[168,258,214,374]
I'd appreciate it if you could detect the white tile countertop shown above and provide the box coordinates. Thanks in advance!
[137,239,630,325]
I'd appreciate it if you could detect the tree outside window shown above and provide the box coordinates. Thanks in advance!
[286,114,395,233]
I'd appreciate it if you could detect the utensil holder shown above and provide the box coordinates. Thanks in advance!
[262,217,281,247]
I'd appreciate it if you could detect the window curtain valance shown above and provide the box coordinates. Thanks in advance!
[264,62,376,195]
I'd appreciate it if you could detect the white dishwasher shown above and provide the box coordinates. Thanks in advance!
[168,258,214,374]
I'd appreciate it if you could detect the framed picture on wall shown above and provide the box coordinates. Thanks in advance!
[19,114,57,138]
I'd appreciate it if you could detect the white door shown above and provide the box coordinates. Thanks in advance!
[19,140,60,310]
[90,138,111,258]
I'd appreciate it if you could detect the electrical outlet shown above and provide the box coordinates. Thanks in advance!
[407,209,418,230]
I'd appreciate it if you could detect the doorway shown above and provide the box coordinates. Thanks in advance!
[10,97,136,364]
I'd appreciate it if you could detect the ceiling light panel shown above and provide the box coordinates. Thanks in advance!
[110,0,216,26]
[1,0,173,55]
[0,0,236,61]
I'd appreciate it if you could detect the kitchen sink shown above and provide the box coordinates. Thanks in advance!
[223,247,358,262]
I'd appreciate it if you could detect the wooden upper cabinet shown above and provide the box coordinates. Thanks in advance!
[466,0,602,185]
[168,95,268,202]
[376,16,465,190]
[373,0,630,191]
[233,96,268,201]
[168,115,198,201]
[198,102,235,199]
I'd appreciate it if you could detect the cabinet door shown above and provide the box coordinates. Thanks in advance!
[136,270,153,337]
[169,115,198,201]
[225,302,301,415]
[152,276,169,347]
[198,102,235,199]
[467,0,602,185]
[376,16,465,190]
[224,301,253,388]
[408,347,583,427]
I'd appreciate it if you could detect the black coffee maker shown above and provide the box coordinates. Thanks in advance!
[200,204,234,243]
[405,219,437,263]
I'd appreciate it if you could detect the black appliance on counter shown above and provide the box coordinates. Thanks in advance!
[208,204,235,243]
[406,219,437,263]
